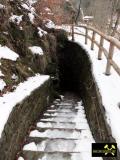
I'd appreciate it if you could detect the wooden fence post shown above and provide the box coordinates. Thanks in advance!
[98,36,104,60]
[72,23,74,41]
[105,42,114,75]
[85,27,88,44]
[91,31,96,50]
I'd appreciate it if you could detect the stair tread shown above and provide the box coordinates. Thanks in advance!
[22,150,83,160]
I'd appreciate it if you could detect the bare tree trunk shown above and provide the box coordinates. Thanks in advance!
[111,11,120,36]
[108,0,116,35]
[108,0,119,35]
[75,0,82,24]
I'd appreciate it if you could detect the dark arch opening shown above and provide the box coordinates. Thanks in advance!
[57,40,91,95]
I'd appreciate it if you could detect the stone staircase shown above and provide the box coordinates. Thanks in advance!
[18,95,102,160]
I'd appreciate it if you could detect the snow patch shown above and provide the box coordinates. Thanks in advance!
[0,4,5,9]
[0,45,19,61]
[11,74,18,80]
[18,157,24,160]
[23,142,37,151]
[29,46,44,55]
[27,0,38,5]
[38,27,47,37]
[9,15,23,25]
[44,7,51,12]
[0,79,6,91]
[28,12,34,23]
[0,71,4,77]
[21,3,30,10]
[44,19,55,29]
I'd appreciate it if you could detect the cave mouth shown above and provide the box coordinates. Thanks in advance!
[57,40,92,95]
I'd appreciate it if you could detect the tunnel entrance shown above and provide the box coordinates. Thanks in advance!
[56,38,120,160]
[57,40,91,94]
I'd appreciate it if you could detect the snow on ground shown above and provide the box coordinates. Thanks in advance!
[23,142,37,151]
[67,28,120,150]
[38,27,47,37]
[0,70,4,77]
[21,3,30,10]
[29,46,44,55]
[83,16,94,20]
[27,0,38,5]
[113,46,120,67]
[0,74,49,138]
[9,15,23,25]
[28,12,34,23]
[44,19,55,29]
[21,0,37,25]
[0,79,6,91]
[44,7,51,12]
[11,74,18,81]
[0,45,19,61]
[18,157,24,160]
[0,3,5,9]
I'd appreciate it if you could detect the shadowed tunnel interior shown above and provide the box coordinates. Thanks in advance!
[57,40,92,94]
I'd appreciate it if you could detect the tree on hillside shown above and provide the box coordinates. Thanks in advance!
[111,0,120,36]
[35,0,75,25]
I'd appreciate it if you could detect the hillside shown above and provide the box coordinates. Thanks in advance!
[0,0,61,96]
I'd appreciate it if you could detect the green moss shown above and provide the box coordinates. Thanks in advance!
[4,79,12,85]
[0,34,7,45]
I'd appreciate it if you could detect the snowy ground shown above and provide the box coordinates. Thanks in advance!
[0,45,20,92]
[0,74,49,138]
[0,45,19,61]
[29,46,44,55]
[64,26,120,151]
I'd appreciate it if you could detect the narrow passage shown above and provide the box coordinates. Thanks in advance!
[19,93,102,160]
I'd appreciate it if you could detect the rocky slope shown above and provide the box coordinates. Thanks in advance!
[0,0,65,96]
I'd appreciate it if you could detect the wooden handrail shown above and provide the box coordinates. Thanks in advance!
[77,25,120,50]
[70,25,120,76]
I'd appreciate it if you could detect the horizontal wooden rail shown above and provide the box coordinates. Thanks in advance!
[78,25,120,50]
[70,24,120,76]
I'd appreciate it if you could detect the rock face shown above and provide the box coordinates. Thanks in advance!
[0,79,53,160]
[0,0,59,91]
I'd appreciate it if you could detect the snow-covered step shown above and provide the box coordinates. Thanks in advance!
[40,115,86,123]
[56,103,73,106]
[46,108,84,114]
[43,112,85,119]
[22,151,76,160]
[42,115,76,119]
[37,122,89,130]
[36,127,83,132]
[39,121,76,125]
[29,129,81,139]
[23,139,94,152]
[26,137,80,144]
[22,151,102,160]
[43,112,76,117]
[46,110,75,114]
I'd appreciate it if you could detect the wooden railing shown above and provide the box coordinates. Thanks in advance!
[71,25,120,76]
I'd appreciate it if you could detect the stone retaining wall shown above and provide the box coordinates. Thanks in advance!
[0,79,53,160]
